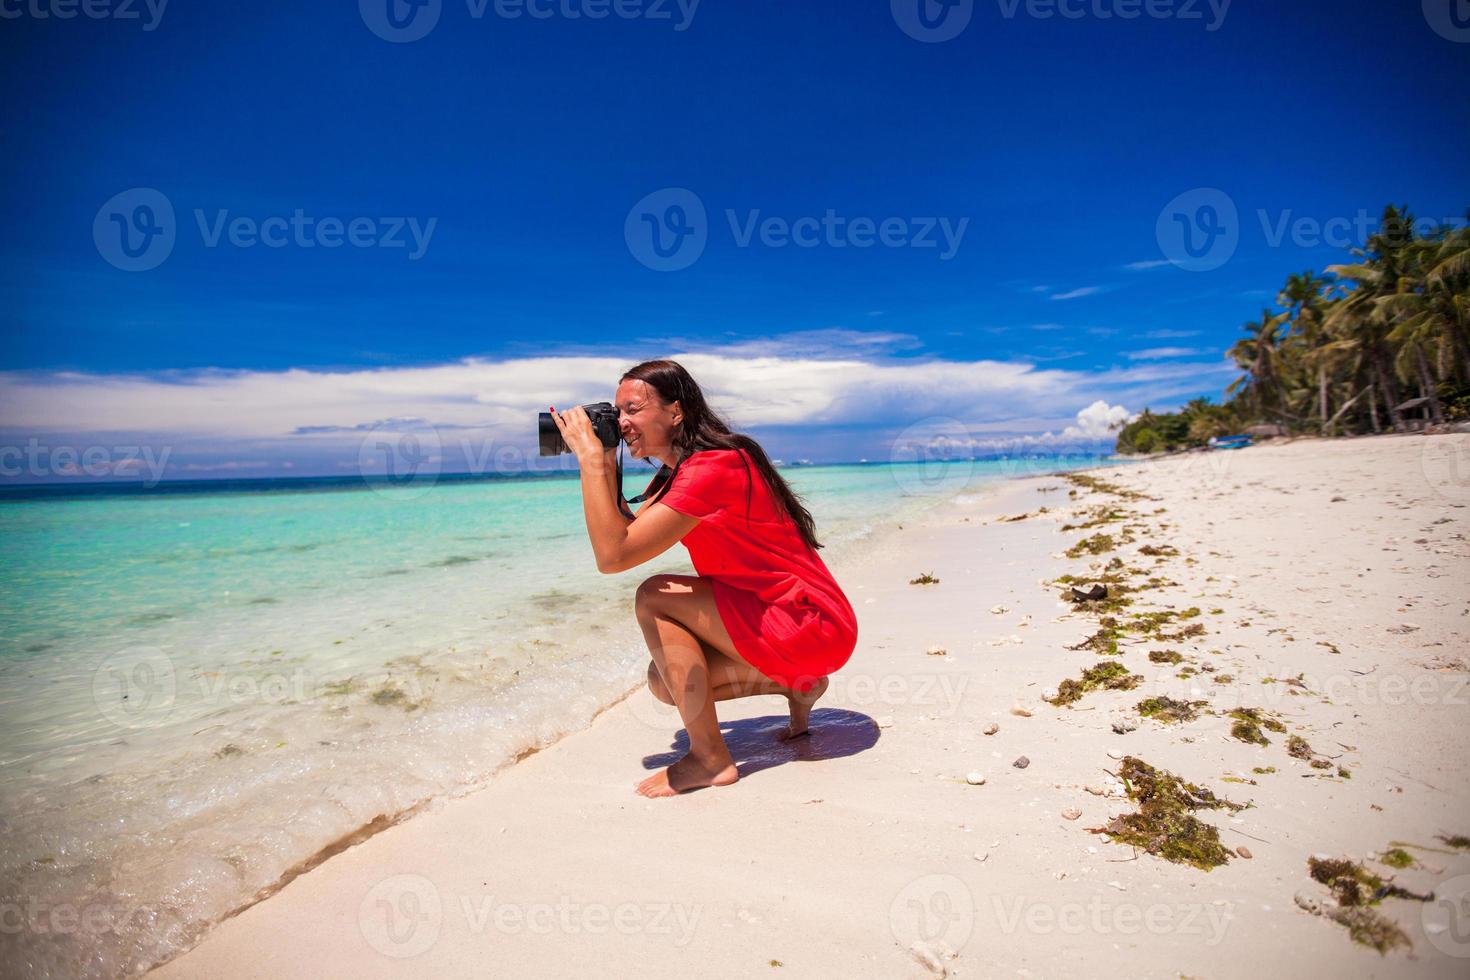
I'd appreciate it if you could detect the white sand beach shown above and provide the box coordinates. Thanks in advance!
[148,433,1470,979]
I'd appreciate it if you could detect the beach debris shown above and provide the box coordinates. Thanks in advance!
[989,605,1009,615]
[876,715,894,729]
[973,851,988,862]
[1068,623,1122,655]
[1377,848,1416,869]
[1063,472,1151,501]
[1107,880,1126,891]
[1047,661,1143,707]
[966,772,987,786]
[907,941,947,976]
[1295,891,1324,915]
[1010,706,1033,718]
[1135,696,1207,724]
[1066,534,1118,558]
[1013,755,1031,769]
[1069,583,1109,602]
[982,723,1000,735]
[1110,722,1135,735]
[1236,846,1253,859]
[1287,735,1317,761]
[1305,856,1431,954]
[1437,834,1470,850]
[926,646,947,656]
[1062,806,1082,821]
[909,572,940,585]
[1386,623,1420,634]
[1148,650,1183,665]
[1228,707,1286,746]
[1090,756,1244,870]
[1106,749,1124,760]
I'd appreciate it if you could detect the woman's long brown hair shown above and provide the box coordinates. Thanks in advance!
[622,359,823,551]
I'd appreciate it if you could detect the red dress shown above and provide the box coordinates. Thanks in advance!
[655,448,858,693]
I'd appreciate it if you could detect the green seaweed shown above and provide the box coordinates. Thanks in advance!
[1286,735,1315,760]
[1066,533,1118,558]
[1094,757,1242,870]
[1060,506,1129,531]
[1063,473,1152,501]
[1136,696,1206,724]
[908,572,940,585]
[1378,848,1415,870]
[1327,907,1411,955]
[1049,660,1143,706]
[1148,650,1183,665]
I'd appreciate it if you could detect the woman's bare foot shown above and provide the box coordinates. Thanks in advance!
[778,675,829,740]
[635,751,739,798]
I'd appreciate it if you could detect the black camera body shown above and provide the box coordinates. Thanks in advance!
[538,402,622,456]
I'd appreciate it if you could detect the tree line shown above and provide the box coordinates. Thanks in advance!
[1115,205,1469,455]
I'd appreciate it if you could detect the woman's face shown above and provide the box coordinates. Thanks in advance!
[615,379,682,463]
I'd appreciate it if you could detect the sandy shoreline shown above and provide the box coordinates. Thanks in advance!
[145,433,1470,979]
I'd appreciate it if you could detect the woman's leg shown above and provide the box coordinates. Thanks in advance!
[634,574,741,797]
[637,575,829,798]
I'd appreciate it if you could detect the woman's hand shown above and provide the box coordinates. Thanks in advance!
[549,405,611,468]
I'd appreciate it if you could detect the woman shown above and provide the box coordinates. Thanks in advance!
[549,359,858,798]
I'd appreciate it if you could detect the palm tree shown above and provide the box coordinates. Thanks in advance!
[1279,271,1332,428]
[1227,309,1289,424]
[1324,206,1420,431]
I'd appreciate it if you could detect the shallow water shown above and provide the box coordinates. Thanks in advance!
[0,456,1110,978]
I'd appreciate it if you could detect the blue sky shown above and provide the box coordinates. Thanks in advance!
[1,0,1467,481]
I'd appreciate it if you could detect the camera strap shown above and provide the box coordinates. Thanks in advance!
[621,444,676,509]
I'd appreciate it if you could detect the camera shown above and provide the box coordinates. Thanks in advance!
[539,401,622,456]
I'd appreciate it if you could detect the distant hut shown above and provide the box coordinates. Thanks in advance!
[1394,396,1432,432]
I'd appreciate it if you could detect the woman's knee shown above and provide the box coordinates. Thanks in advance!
[646,661,674,704]
[634,573,682,617]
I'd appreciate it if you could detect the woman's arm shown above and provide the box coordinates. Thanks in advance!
[579,464,698,573]
[551,407,698,573]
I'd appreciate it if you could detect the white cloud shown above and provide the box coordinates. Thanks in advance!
[1125,347,1205,360]
[1124,259,1173,271]
[1050,286,1103,301]
[0,340,1234,474]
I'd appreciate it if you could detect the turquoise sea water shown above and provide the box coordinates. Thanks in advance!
[0,456,1112,979]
